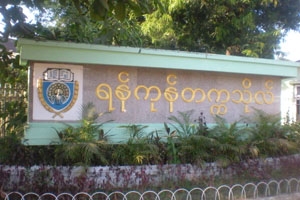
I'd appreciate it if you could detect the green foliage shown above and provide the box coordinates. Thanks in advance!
[141,10,176,48]
[2,0,300,58]
[0,43,27,126]
[208,116,248,166]
[113,124,161,165]
[245,109,298,157]
[0,0,158,44]
[167,110,198,137]
[0,100,27,135]
[178,135,215,165]
[167,0,300,58]
[41,3,150,46]
[167,110,211,164]
[0,44,27,84]
[178,114,247,166]
[0,43,27,169]
[0,2,36,40]
[282,121,300,147]
[55,103,112,166]
[0,133,29,165]
[163,122,179,164]
[2,109,300,167]
[120,124,149,142]
[174,0,295,57]
[165,110,300,166]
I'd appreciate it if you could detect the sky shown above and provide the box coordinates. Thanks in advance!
[280,31,300,61]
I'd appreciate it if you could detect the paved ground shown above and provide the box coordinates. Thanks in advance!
[246,193,300,199]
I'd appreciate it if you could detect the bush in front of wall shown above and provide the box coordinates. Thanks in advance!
[207,115,249,167]
[112,124,162,165]
[167,110,198,138]
[0,133,30,165]
[245,109,299,158]
[167,110,208,164]
[282,120,300,150]
[54,103,112,166]
[2,109,300,195]
[1,109,300,167]
[178,115,247,166]
[178,134,215,165]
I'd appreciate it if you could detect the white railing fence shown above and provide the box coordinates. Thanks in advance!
[2,178,300,200]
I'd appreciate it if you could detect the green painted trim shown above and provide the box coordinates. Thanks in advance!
[24,122,219,145]
[24,121,250,145]
[18,39,299,77]
[23,122,64,145]
[23,122,168,145]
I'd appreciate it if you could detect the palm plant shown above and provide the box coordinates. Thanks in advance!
[208,115,248,166]
[163,122,179,164]
[120,124,149,143]
[167,110,198,138]
[112,124,160,165]
[55,102,112,166]
[245,109,298,158]
[178,134,216,165]
[148,129,169,164]
[167,110,213,164]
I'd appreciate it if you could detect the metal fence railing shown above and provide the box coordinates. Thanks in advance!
[2,178,300,200]
[0,83,26,137]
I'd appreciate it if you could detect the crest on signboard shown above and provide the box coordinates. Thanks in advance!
[37,68,79,118]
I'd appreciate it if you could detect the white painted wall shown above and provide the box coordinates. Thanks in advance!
[281,78,297,122]
[281,66,300,123]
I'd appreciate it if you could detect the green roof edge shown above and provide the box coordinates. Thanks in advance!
[18,38,300,77]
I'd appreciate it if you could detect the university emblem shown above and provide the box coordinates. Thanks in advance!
[37,68,79,118]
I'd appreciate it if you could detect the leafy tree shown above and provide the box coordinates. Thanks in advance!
[1,0,300,58]
[166,0,300,58]
[0,43,27,137]
[0,0,158,42]
[0,44,27,85]
[46,3,151,46]
[0,44,27,166]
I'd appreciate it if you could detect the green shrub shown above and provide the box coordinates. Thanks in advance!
[167,110,199,137]
[178,134,215,164]
[55,103,112,166]
[2,108,300,167]
[245,109,298,158]
[0,133,29,165]
[113,124,161,165]
[208,115,248,166]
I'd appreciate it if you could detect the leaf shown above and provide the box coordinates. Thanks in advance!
[90,0,107,20]
[127,0,141,16]
[115,1,126,21]
[154,0,166,12]
[72,0,82,13]
[99,0,109,10]
[59,0,67,6]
